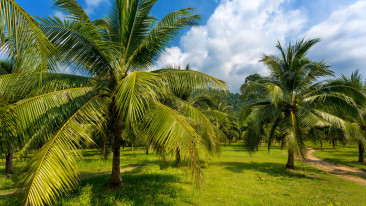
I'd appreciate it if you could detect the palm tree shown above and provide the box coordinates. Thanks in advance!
[330,70,366,163]
[241,38,365,169]
[1,0,227,205]
[0,59,16,174]
[0,96,18,174]
[153,65,227,165]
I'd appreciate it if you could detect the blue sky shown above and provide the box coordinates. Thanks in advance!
[16,0,219,23]
[12,0,366,92]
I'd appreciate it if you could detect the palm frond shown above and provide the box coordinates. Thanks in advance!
[127,8,200,70]
[17,95,109,206]
[38,16,119,76]
[0,0,56,72]
[141,101,208,187]
[51,0,90,20]
[114,71,165,126]
[12,87,94,141]
[153,69,227,97]
[0,72,90,102]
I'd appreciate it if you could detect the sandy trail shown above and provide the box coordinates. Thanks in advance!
[306,148,366,186]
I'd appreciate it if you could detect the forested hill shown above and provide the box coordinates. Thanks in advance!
[222,93,243,116]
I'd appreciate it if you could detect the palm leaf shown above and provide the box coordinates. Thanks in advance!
[0,0,56,72]
[141,101,208,187]
[17,96,109,206]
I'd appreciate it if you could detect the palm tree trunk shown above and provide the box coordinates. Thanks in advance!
[146,144,151,155]
[176,146,182,167]
[332,139,336,149]
[131,143,134,151]
[320,140,322,147]
[5,143,14,174]
[358,142,364,163]
[286,149,295,169]
[110,105,122,189]
[102,138,109,160]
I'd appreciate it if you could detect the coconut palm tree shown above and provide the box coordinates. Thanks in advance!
[0,59,16,174]
[153,65,227,165]
[0,96,18,174]
[1,0,227,205]
[329,70,366,163]
[241,38,365,169]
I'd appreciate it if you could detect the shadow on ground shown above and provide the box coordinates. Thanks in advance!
[60,169,193,206]
[215,161,321,179]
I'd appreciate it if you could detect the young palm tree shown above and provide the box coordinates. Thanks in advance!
[153,65,227,165]
[0,96,18,174]
[0,59,16,174]
[241,38,365,169]
[1,0,227,205]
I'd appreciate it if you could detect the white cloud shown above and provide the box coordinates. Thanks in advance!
[157,47,189,68]
[53,11,66,20]
[84,0,108,15]
[305,1,366,76]
[157,0,307,92]
[158,0,366,92]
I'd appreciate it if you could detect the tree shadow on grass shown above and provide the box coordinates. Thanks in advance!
[317,150,358,157]
[64,169,193,206]
[214,161,321,179]
[0,192,22,206]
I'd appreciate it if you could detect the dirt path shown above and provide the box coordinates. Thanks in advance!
[306,148,366,186]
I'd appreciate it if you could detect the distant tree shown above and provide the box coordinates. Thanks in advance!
[0,59,16,174]
[244,73,262,83]
[241,38,365,169]
[240,74,268,104]
[221,93,243,116]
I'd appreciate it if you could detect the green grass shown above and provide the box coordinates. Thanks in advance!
[310,142,366,172]
[1,144,366,205]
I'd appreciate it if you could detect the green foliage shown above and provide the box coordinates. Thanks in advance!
[0,0,56,72]
[240,38,366,168]
[221,93,243,116]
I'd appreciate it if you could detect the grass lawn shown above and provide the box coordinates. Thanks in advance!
[1,143,366,205]
[310,142,366,172]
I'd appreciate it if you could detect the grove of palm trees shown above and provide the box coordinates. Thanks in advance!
[0,0,365,205]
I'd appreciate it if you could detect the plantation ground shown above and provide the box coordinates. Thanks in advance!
[1,143,366,206]
[311,142,366,172]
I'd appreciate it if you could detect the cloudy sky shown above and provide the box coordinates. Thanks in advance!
[14,0,366,92]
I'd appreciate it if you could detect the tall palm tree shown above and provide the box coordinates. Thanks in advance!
[241,38,365,169]
[1,0,227,205]
[330,70,366,163]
